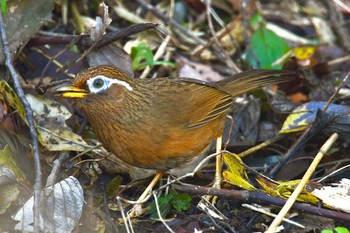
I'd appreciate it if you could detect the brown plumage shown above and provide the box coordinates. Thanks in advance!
[56,65,293,170]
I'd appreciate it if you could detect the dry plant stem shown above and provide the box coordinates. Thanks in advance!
[192,0,255,58]
[117,196,133,233]
[238,135,286,158]
[198,196,228,220]
[29,23,158,48]
[324,0,350,51]
[270,71,350,177]
[328,54,350,66]
[192,15,241,58]
[153,192,175,233]
[31,47,64,69]
[41,34,83,78]
[55,37,99,78]
[0,10,42,231]
[154,151,222,192]
[324,71,350,109]
[242,204,304,229]
[138,0,174,79]
[205,0,240,72]
[90,23,158,50]
[46,153,70,187]
[136,172,164,203]
[27,34,76,47]
[334,0,350,12]
[135,0,206,45]
[118,151,225,217]
[318,164,350,183]
[70,2,84,33]
[173,183,350,221]
[266,72,350,231]
[266,133,339,233]
[61,0,68,25]
[128,171,164,217]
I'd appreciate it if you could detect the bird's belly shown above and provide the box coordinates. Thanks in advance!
[98,117,226,170]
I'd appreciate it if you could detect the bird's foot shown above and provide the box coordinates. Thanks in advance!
[128,204,145,218]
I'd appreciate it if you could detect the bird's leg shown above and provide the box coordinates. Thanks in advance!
[213,135,223,189]
[210,136,223,204]
[199,136,223,206]
[128,171,164,217]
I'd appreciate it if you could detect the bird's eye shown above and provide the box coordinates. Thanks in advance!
[92,78,104,89]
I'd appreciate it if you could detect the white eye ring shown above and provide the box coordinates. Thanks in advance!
[86,75,133,94]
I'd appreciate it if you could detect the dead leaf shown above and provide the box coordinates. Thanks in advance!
[13,176,84,232]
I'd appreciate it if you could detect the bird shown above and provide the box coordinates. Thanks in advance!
[55,65,293,214]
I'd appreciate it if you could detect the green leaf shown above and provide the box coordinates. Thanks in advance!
[247,27,290,69]
[335,227,350,233]
[0,0,7,14]
[171,193,191,212]
[130,43,154,71]
[146,192,191,219]
[321,230,333,233]
[248,13,263,30]
[70,45,79,53]
[146,194,174,219]
[130,43,177,71]
[154,60,177,67]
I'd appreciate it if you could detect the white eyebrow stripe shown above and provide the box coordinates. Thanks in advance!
[109,78,133,91]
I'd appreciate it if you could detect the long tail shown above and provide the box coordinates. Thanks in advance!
[216,70,295,97]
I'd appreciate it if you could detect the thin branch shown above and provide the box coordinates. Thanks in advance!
[269,71,350,177]
[204,0,240,72]
[173,183,350,222]
[134,0,206,45]
[266,71,350,232]
[153,192,175,233]
[0,9,42,231]
[266,133,339,232]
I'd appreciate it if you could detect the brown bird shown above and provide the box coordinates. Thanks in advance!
[56,65,293,213]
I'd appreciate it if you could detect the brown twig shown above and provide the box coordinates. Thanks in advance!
[0,9,42,231]
[173,183,350,222]
[85,23,159,51]
[54,23,158,78]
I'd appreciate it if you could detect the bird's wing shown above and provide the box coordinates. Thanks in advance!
[150,79,232,129]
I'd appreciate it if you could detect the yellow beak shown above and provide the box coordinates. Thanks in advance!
[55,85,88,98]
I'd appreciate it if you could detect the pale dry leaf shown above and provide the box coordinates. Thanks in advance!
[312,178,350,213]
[13,176,84,233]
[26,94,91,151]
[177,59,226,83]
[89,2,112,42]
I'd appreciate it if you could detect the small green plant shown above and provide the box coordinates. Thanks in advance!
[130,43,175,71]
[1,0,7,14]
[244,13,290,69]
[322,226,350,233]
[146,190,191,219]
